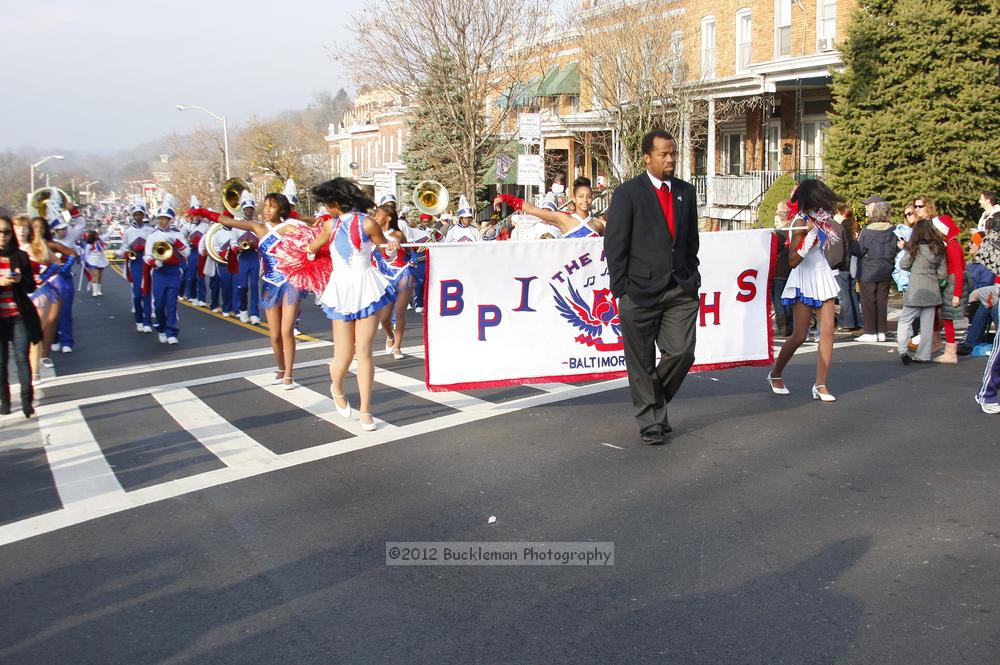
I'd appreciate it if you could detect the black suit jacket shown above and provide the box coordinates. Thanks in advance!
[3,249,43,343]
[604,173,701,307]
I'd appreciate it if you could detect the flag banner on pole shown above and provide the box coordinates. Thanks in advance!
[424,230,776,391]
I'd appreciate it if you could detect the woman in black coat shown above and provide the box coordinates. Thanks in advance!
[0,215,42,417]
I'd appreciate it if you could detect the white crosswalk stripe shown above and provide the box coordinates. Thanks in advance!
[0,351,624,547]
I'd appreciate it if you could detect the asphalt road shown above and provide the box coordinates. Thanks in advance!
[1,264,998,664]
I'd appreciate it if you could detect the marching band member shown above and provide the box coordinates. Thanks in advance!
[406,212,435,313]
[494,176,605,238]
[208,192,305,389]
[373,204,415,359]
[232,191,261,325]
[121,202,153,332]
[183,197,210,306]
[144,204,189,345]
[50,215,80,352]
[444,197,482,242]
[306,178,398,432]
[79,230,109,296]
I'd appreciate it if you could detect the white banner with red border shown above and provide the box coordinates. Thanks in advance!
[424,230,776,391]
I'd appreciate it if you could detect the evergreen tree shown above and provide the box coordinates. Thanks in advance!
[825,0,1000,222]
[402,74,471,198]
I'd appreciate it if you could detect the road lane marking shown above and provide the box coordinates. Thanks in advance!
[0,376,628,547]
[153,388,283,468]
[37,407,127,507]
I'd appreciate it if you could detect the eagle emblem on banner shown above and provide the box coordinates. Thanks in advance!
[550,282,624,351]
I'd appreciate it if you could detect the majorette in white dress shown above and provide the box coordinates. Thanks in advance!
[318,212,396,321]
[562,213,600,238]
[781,211,841,307]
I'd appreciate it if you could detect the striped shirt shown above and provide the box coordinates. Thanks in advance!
[0,257,18,319]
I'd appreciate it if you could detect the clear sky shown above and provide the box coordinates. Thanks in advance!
[0,0,368,152]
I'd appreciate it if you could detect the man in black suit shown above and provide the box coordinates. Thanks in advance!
[604,130,701,445]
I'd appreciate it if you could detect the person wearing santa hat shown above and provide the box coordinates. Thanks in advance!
[443,196,482,243]
[231,191,261,325]
[121,202,153,333]
[916,195,965,363]
[182,197,210,307]
[144,204,189,344]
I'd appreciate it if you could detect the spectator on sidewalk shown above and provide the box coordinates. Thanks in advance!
[977,191,1000,233]
[958,240,998,355]
[772,202,794,336]
[974,284,1000,415]
[897,219,948,364]
[834,204,863,333]
[853,201,897,341]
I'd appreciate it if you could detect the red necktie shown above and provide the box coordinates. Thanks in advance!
[655,182,675,239]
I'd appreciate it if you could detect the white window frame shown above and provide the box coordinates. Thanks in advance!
[700,16,716,80]
[722,130,746,175]
[736,9,753,74]
[799,116,831,171]
[775,0,792,58]
[766,120,781,171]
[817,0,837,47]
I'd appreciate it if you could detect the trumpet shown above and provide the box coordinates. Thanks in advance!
[151,241,174,262]
[239,240,252,251]
[412,180,449,217]
[126,250,137,261]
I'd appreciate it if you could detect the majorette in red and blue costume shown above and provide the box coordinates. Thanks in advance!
[780,208,841,308]
[318,212,395,320]
[258,218,307,309]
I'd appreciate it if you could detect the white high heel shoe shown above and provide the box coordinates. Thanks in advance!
[359,413,377,432]
[766,373,789,395]
[271,370,285,386]
[331,388,352,419]
[812,384,837,402]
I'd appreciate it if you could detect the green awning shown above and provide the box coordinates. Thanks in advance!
[541,61,579,96]
[536,66,562,97]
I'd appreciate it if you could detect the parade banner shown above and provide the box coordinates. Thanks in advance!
[424,230,776,391]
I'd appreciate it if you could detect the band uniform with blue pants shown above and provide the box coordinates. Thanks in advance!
[144,206,190,344]
[184,218,209,305]
[52,214,84,352]
[122,205,153,332]
[233,229,261,323]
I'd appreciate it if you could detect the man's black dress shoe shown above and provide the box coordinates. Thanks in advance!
[641,428,665,445]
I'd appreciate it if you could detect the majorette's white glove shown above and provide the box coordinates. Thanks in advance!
[797,229,818,258]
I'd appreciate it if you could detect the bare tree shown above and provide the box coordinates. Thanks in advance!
[341,0,551,203]
[166,129,227,205]
[572,1,767,182]
[237,115,328,188]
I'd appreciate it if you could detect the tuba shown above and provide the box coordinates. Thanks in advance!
[221,177,251,217]
[203,223,230,264]
[151,240,174,262]
[28,187,74,220]
[412,180,449,217]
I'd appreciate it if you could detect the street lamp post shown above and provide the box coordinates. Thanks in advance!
[176,104,230,179]
[29,154,64,196]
